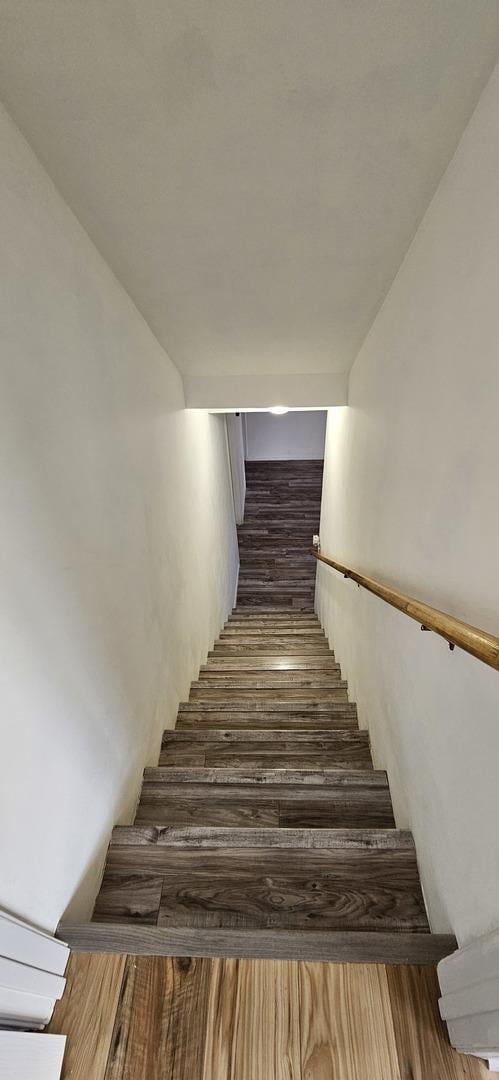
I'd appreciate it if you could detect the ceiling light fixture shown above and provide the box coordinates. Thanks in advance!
[269,406,289,415]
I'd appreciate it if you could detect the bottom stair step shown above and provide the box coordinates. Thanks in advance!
[59,924,456,965]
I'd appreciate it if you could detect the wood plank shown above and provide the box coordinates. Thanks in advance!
[137,784,394,831]
[163,729,362,744]
[202,958,301,1080]
[211,643,331,653]
[202,657,338,669]
[93,873,163,925]
[161,748,371,769]
[194,673,342,686]
[279,796,395,829]
[178,701,354,714]
[59,927,456,964]
[110,826,414,850]
[176,713,358,729]
[96,848,428,933]
[143,767,387,787]
[219,627,324,637]
[299,962,400,1078]
[154,862,426,934]
[188,688,349,702]
[135,798,280,828]
[47,952,125,1080]
[105,956,212,1080]
[160,732,372,769]
[227,618,319,625]
[386,965,489,1078]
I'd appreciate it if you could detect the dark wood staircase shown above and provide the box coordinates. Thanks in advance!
[237,459,322,609]
[62,461,454,963]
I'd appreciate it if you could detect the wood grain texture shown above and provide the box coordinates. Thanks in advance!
[109,825,414,850]
[61,927,456,964]
[47,952,126,1080]
[202,958,302,1080]
[105,956,212,1080]
[159,730,372,769]
[50,952,486,1079]
[96,847,428,933]
[136,787,394,829]
[237,461,320,608]
[177,709,358,729]
[386,965,489,1078]
[142,766,387,786]
[313,549,499,671]
[299,961,400,1078]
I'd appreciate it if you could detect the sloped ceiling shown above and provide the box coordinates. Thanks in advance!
[1,1,499,385]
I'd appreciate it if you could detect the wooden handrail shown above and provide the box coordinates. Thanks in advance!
[311,549,499,671]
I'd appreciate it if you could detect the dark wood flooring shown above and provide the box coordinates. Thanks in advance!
[237,459,323,609]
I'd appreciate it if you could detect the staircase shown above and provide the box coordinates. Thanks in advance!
[63,460,454,963]
[237,459,322,609]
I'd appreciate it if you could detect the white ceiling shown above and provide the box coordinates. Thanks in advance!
[1,1,499,378]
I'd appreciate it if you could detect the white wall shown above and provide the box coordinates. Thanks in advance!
[316,62,499,947]
[245,411,326,460]
[0,103,239,933]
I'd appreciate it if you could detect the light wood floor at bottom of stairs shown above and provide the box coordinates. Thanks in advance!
[48,951,488,1080]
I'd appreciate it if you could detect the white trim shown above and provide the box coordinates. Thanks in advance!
[0,910,68,1030]
[225,413,246,524]
[233,560,240,609]
[0,913,68,975]
[0,987,56,1027]
[438,927,499,1061]
[0,1032,66,1079]
[0,957,65,1000]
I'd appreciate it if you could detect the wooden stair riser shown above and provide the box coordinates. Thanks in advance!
[211,643,331,654]
[94,847,428,932]
[202,658,338,671]
[176,714,359,731]
[195,674,342,688]
[188,688,349,702]
[159,730,372,768]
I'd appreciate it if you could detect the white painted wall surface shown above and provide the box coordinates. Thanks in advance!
[0,103,238,932]
[316,62,499,945]
[245,412,326,460]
